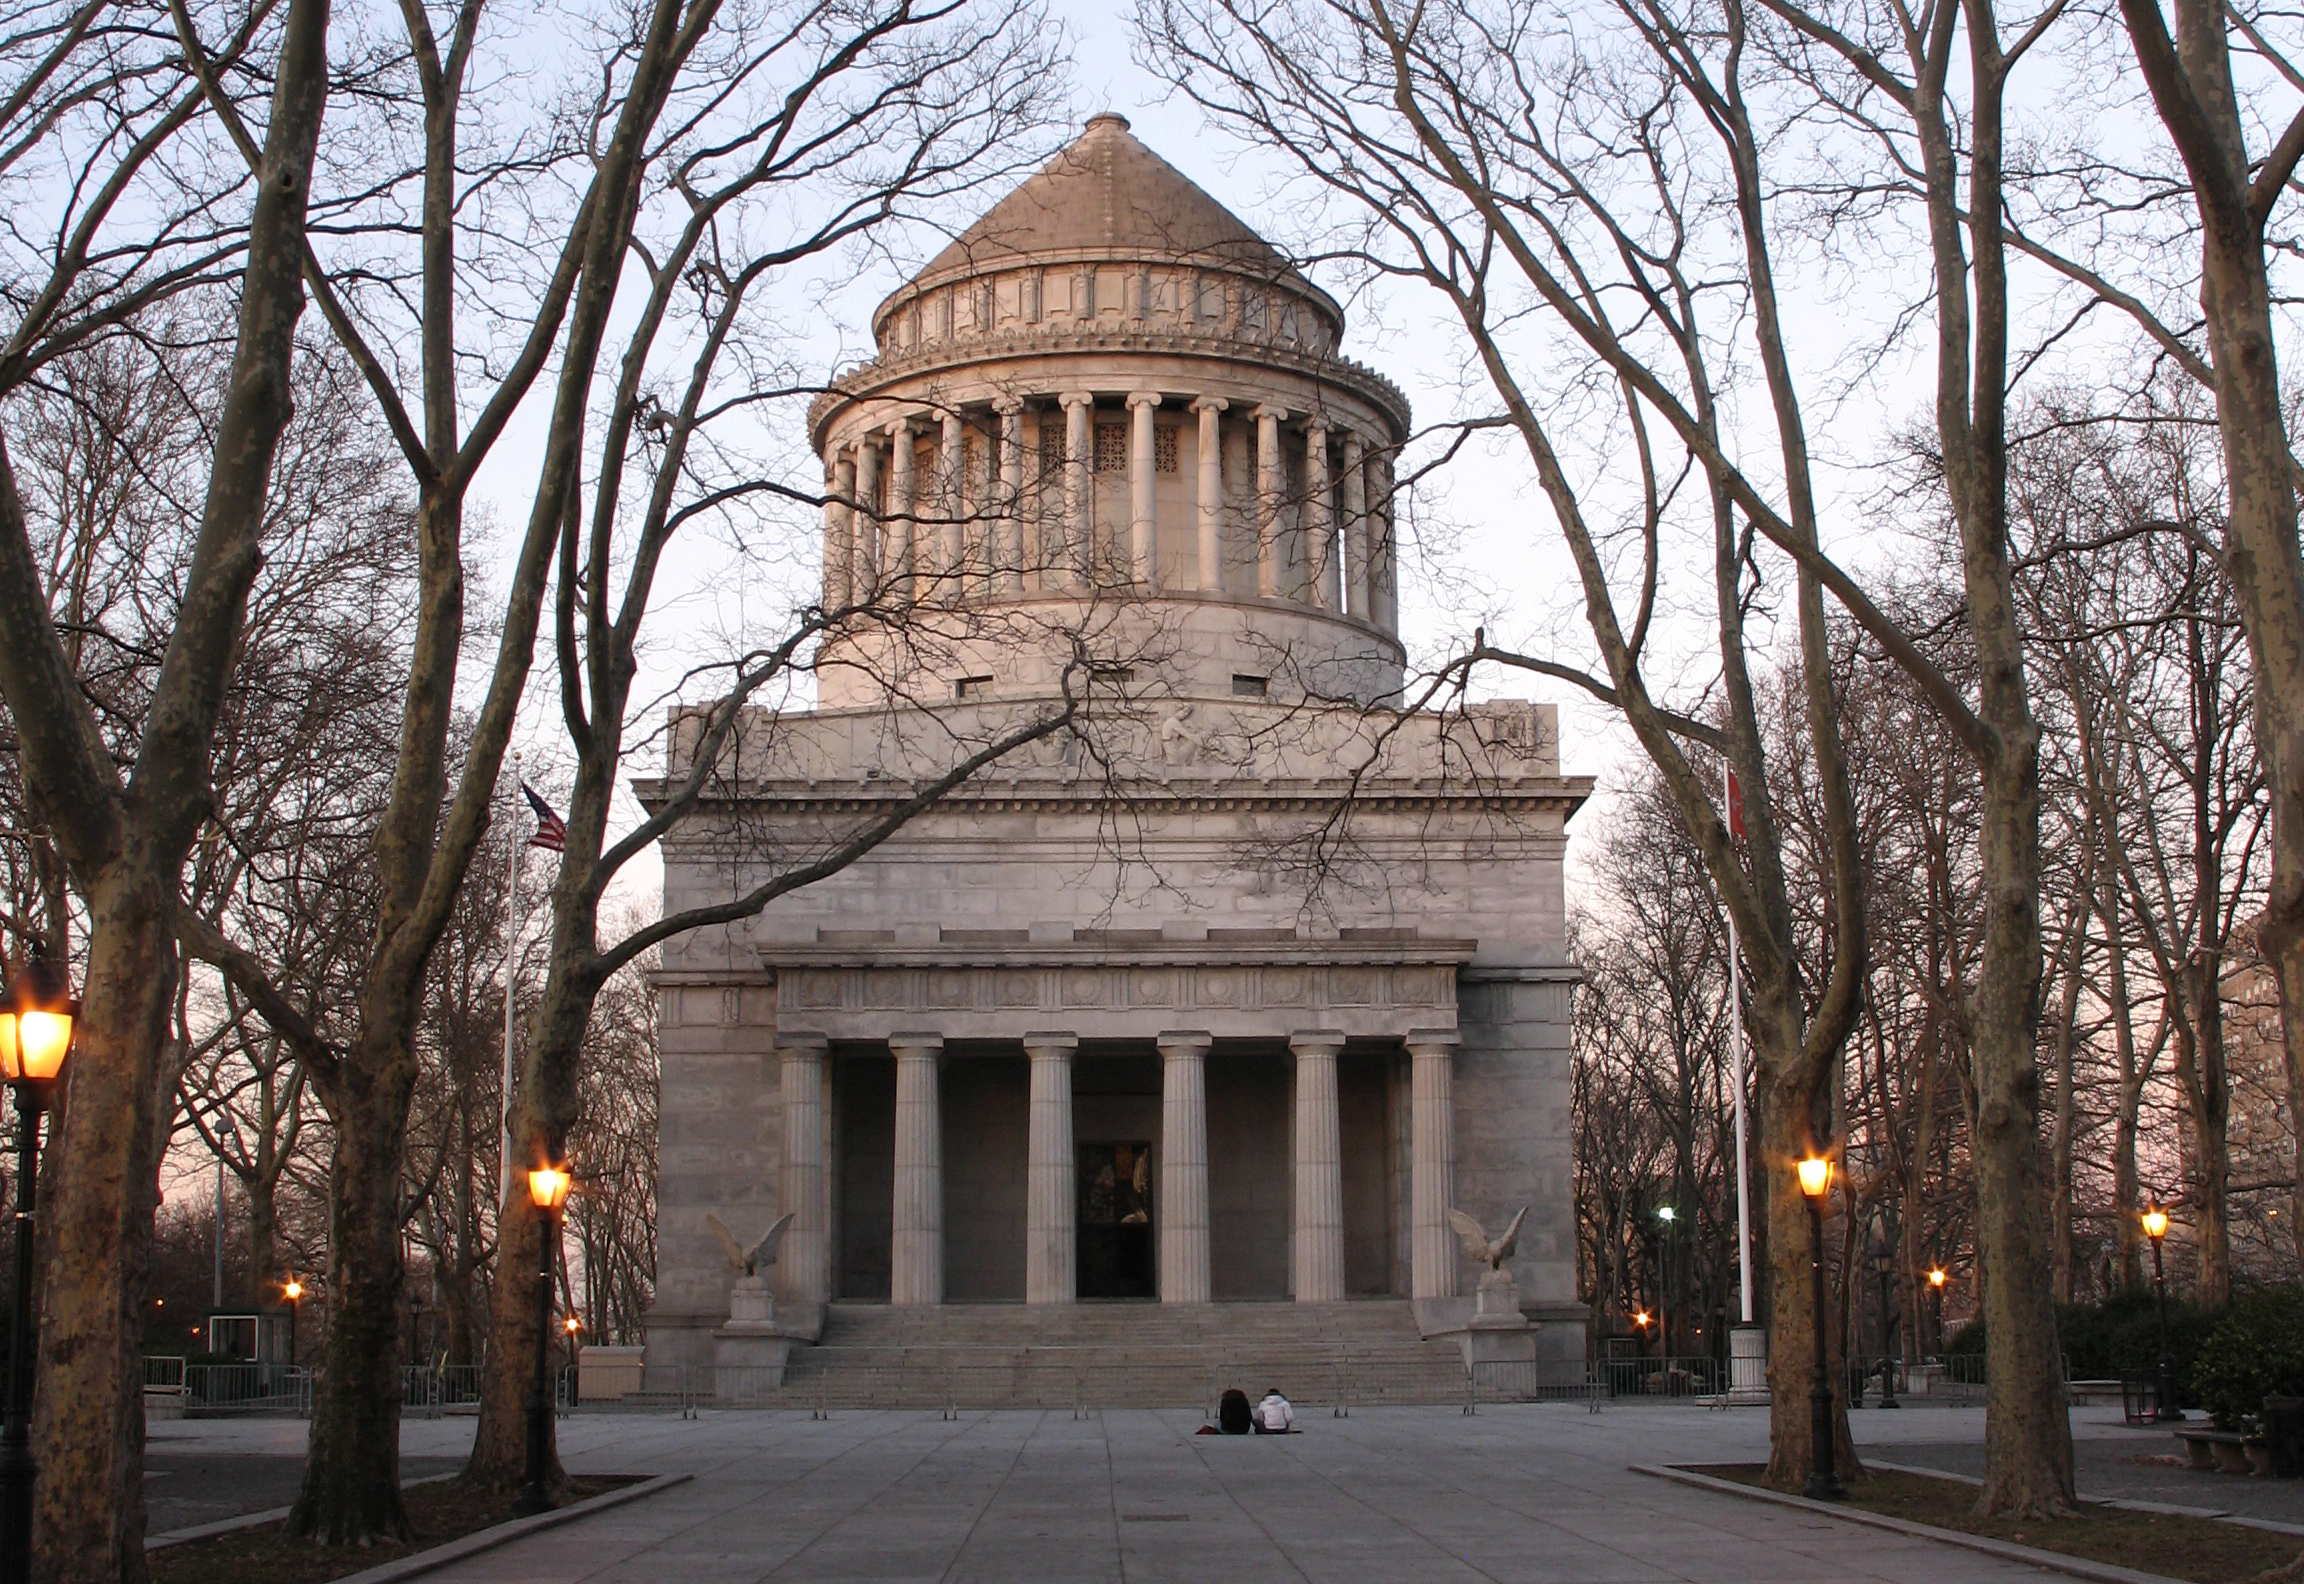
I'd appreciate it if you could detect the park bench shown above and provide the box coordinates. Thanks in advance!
[2176,1427,2264,1475]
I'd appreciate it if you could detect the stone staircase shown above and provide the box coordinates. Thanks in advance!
[772,1299,1470,1411]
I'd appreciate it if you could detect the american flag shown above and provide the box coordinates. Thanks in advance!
[522,783,566,852]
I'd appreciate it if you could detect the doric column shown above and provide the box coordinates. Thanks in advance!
[1304,421,1333,609]
[1023,1031,1078,1305]
[823,451,855,611]
[853,435,881,593]
[996,398,1025,594]
[1192,397,1227,594]
[889,1033,943,1306]
[777,1032,831,1310]
[1127,391,1161,585]
[886,416,916,598]
[1157,1031,1212,1304]
[939,410,966,595]
[1290,1029,1346,1302]
[1060,391,1093,588]
[1255,404,1287,599]
[1407,1029,1460,1300]
[1341,433,1369,620]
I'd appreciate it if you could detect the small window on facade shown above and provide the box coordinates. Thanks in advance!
[1094,421,1126,473]
[955,676,994,701]
[1232,674,1269,698]
[1154,425,1179,474]
[1195,273,1224,322]
[1242,290,1267,334]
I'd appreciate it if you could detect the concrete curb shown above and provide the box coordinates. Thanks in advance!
[146,1473,457,1551]
[1864,1455,2304,1538]
[1629,1463,2189,1584]
[145,1471,691,1580]
[322,1473,692,1584]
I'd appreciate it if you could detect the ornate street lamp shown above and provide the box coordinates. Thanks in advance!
[0,948,75,1584]
[1656,1205,1676,1359]
[1926,1265,1947,1357]
[514,1163,573,1517]
[1796,1153,1845,1500]
[2143,1204,2183,1423]
[282,1278,303,1372]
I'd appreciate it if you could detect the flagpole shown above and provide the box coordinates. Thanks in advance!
[501,750,524,1211]
[1727,903,1753,1326]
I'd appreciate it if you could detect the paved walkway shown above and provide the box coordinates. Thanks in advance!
[144,1402,2304,1580]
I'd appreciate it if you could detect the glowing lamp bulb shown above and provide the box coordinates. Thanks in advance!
[1927,1267,1946,1289]
[527,1165,572,1211]
[283,1280,303,1302]
[1796,1156,1832,1199]
[2142,1206,2169,1241]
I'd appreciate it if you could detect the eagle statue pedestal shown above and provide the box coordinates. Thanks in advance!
[714,1274,794,1384]
[1461,1268,1538,1374]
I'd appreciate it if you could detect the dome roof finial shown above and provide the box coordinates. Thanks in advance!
[1083,111,1130,133]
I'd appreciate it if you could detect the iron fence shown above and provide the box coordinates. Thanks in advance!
[178,1362,311,1416]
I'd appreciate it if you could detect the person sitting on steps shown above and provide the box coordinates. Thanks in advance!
[1217,1387,1252,1435]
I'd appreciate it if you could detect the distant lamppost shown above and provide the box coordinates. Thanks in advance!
[0,948,76,1584]
[515,1163,573,1517]
[1797,1153,1845,1500]
[282,1278,303,1369]
[2143,1204,2183,1423]
[1656,1205,1677,1358]
[1873,1244,1900,1409]
[564,1315,583,1409]
[1927,1266,1947,1356]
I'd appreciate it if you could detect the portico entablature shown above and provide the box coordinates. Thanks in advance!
[753,940,1480,1044]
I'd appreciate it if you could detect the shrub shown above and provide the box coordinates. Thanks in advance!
[1939,1290,2214,1404]
[2193,1285,2304,1433]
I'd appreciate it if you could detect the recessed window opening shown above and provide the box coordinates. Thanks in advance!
[955,675,994,701]
[1232,674,1269,698]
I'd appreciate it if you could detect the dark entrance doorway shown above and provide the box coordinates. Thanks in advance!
[1078,1140,1155,1298]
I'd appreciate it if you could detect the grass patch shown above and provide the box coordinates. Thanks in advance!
[1688,1465,2302,1584]
[149,1474,640,1584]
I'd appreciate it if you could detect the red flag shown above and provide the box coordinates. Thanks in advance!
[522,783,566,852]
[1726,769,1746,840]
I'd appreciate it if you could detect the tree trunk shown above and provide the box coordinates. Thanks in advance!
[286,1052,415,1543]
[2102,878,2147,1289]
[27,886,175,1584]
[1757,1063,1858,1490]
[247,1172,279,1297]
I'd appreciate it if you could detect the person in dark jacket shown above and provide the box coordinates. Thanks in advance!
[1217,1387,1253,1434]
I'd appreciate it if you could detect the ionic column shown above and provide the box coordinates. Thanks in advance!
[1192,397,1227,593]
[1023,1032,1078,1305]
[996,398,1026,593]
[1060,391,1093,589]
[823,452,855,611]
[1304,421,1333,609]
[889,1033,943,1306]
[1290,1029,1346,1303]
[1372,448,1397,630]
[1127,391,1161,586]
[1342,433,1369,620]
[777,1032,831,1311]
[1407,1029,1460,1301]
[939,410,966,596]
[1255,405,1287,599]
[853,436,882,594]
[1157,1031,1212,1304]
[886,416,916,599]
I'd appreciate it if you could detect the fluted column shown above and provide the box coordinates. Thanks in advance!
[1158,1031,1212,1304]
[1407,1029,1460,1300]
[1127,391,1161,585]
[1023,1032,1078,1305]
[886,416,916,599]
[777,1032,831,1310]
[889,1033,943,1306]
[996,398,1025,593]
[824,452,855,611]
[939,410,966,596]
[853,436,881,593]
[1371,448,1397,630]
[1192,397,1227,593]
[1255,404,1286,599]
[1341,433,1368,620]
[1304,421,1333,609]
[1290,1029,1346,1302]
[1060,391,1093,588]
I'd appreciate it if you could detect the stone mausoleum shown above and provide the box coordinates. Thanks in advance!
[644,116,1590,1383]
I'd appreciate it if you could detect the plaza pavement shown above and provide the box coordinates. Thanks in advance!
[144,1399,2304,1583]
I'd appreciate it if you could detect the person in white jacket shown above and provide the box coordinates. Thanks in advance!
[1253,1388,1294,1434]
